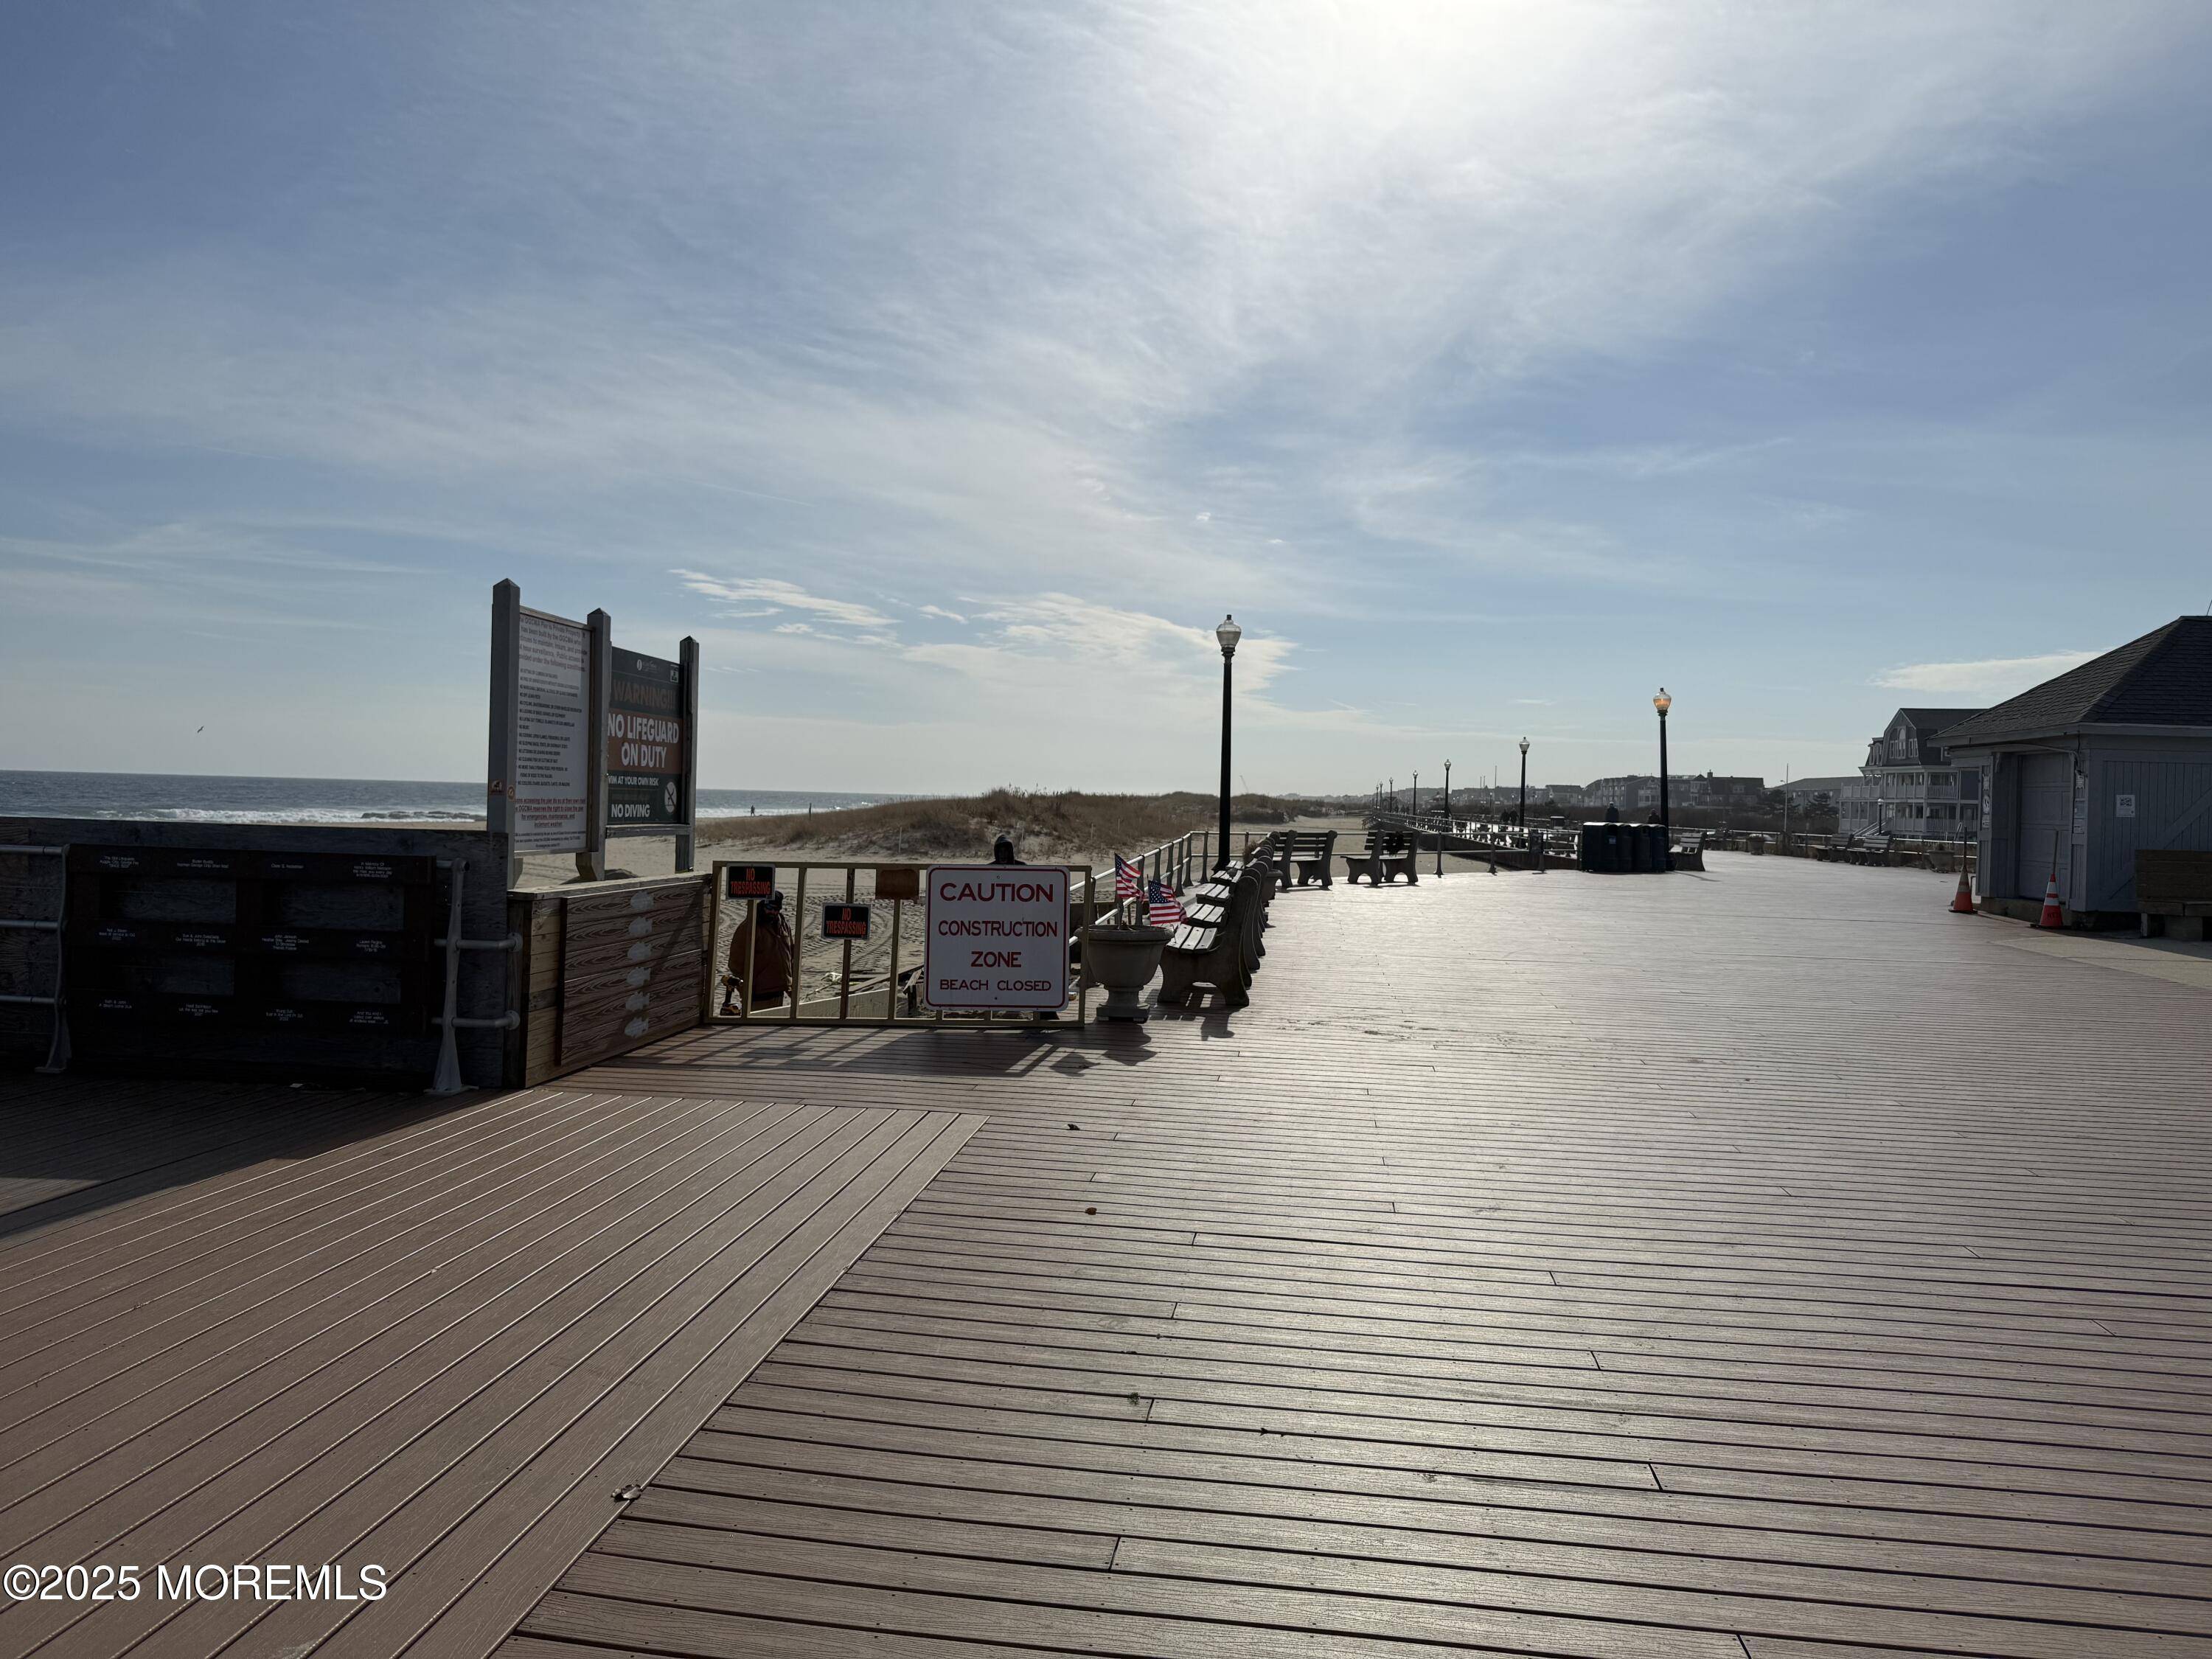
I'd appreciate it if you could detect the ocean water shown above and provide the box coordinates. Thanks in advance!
[0,771,909,827]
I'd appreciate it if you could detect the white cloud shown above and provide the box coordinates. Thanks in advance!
[672,571,894,631]
[918,604,967,624]
[1875,650,2102,695]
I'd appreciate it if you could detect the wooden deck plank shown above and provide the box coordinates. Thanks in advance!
[535,855,2212,1659]
[8,852,2212,1657]
[0,1085,977,1659]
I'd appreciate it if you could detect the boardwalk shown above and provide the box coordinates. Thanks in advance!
[3,852,2209,1657]
[531,854,2212,1659]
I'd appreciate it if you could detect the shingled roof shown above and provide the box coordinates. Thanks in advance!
[1933,617,2212,746]
[1895,707,1985,733]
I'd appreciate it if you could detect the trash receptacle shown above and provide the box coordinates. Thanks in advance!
[1579,821,1624,872]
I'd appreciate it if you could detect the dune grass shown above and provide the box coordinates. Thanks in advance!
[700,787,1308,862]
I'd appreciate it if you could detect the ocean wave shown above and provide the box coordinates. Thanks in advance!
[104,806,484,825]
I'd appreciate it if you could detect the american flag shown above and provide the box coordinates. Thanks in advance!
[1147,877,1184,928]
[1114,855,1143,903]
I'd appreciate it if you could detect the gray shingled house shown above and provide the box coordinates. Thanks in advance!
[1935,616,2212,924]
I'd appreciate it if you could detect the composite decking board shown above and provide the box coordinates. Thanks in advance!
[686,1417,2212,1580]
[529,856,2212,1659]
[0,1085,571,1285]
[792,1304,2212,1455]
[5,1105,905,1657]
[607,1481,2212,1647]
[0,1092,719,1397]
[0,1090,703,1409]
[0,1099,818,1533]
[719,1383,2212,1559]
[173,1115,964,1659]
[0,1086,621,1318]
[0,1083,453,1240]
[636,1462,2212,1632]
[363,1114,985,1659]
[748,1354,2212,1509]
[0,1090,973,1659]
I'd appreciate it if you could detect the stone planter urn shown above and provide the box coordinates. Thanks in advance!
[1082,925,1169,1022]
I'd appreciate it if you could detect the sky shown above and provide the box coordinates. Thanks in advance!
[4,2,2211,796]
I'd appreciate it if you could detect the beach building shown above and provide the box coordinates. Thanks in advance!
[1837,707,1985,841]
[1935,615,2212,922]
[1779,775,1855,810]
[1582,775,1658,813]
[1582,773,1765,813]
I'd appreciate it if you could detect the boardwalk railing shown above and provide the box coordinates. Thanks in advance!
[707,831,1207,1029]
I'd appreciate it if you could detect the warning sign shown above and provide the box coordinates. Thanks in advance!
[724,864,776,900]
[606,649,686,828]
[823,902,872,941]
[923,865,1068,1011]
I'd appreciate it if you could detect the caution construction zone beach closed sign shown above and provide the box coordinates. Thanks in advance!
[923,865,1069,1011]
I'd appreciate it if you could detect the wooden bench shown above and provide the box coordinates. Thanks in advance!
[1671,830,1705,872]
[1843,833,1892,866]
[1274,830,1338,887]
[1158,869,1262,1008]
[2138,849,2212,941]
[1341,831,1419,886]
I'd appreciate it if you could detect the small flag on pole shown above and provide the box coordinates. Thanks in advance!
[1147,878,1183,928]
[1114,855,1143,902]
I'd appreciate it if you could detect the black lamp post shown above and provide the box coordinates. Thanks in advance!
[1653,688,1672,831]
[1517,737,1529,846]
[1214,615,1241,867]
[1411,771,1419,821]
[1442,759,1451,827]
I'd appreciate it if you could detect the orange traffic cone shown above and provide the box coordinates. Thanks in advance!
[1950,865,1974,914]
[2035,868,2064,930]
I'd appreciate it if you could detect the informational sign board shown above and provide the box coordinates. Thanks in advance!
[511,610,591,852]
[490,581,700,880]
[606,647,687,832]
[724,864,777,900]
[2117,793,2137,819]
[923,864,1068,1011]
[823,902,872,941]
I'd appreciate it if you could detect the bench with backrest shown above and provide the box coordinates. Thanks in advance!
[1670,829,1705,872]
[1273,829,1338,887]
[1158,867,1263,1008]
[1341,830,1419,886]
[1843,833,1892,866]
[2138,849,2212,941]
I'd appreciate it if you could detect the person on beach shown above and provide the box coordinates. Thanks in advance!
[721,890,793,1013]
[987,834,1064,1022]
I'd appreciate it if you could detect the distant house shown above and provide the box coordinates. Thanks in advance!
[1583,774,1764,814]
[1674,774,1767,811]
[1584,775,1658,813]
[1778,776,1854,810]
[1839,708,1986,842]
[1935,617,2212,922]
